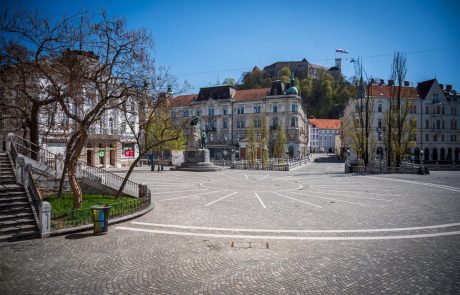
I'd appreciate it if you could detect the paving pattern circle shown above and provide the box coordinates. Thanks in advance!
[1,158,460,294]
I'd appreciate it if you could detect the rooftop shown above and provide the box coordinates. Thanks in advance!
[309,118,341,129]
[369,84,420,99]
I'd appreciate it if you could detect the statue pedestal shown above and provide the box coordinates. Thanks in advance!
[177,149,221,172]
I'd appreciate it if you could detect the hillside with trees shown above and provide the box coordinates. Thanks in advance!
[224,65,355,119]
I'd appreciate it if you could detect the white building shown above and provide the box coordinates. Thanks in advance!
[342,79,460,164]
[417,79,460,162]
[308,118,341,153]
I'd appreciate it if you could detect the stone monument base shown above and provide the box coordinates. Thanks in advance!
[176,149,221,172]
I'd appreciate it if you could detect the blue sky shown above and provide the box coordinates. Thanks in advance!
[3,0,460,92]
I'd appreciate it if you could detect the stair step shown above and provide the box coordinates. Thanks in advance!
[0,224,39,235]
[0,184,22,191]
[0,218,36,228]
[0,191,26,198]
[0,203,31,213]
[0,229,40,243]
[0,212,34,221]
[0,196,28,204]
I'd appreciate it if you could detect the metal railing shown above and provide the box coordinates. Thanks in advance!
[25,167,42,229]
[50,197,150,230]
[12,135,57,170]
[79,161,139,197]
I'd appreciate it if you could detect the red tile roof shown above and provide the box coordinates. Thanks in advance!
[309,118,341,129]
[369,84,419,99]
[416,79,436,98]
[234,88,270,102]
[169,94,197,107]
[171,88,270,106]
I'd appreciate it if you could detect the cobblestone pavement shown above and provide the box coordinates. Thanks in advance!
[1,156,460,294]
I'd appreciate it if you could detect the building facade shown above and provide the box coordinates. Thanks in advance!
[417,79,460,162]
[0,50,141,168]
[342,79,460,164]
[170,79,309,160]
[308,118,341,153]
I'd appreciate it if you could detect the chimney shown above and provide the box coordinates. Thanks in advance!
[446,84,452,91]
[388,80,394,86]
[379,79,384,85]
[439,84,444,89]
[404,81,409,87]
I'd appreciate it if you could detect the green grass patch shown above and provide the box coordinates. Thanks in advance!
[45,193,142,229]
[45,193,134,218]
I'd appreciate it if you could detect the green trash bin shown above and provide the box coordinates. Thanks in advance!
[90,205,112,235]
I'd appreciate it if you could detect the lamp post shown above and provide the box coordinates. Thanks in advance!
[377,128,382,173]
[420,149,424,174]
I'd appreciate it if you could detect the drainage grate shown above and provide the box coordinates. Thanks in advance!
[231,241,269,249]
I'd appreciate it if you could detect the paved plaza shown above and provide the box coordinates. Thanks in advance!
[1,156,460,294]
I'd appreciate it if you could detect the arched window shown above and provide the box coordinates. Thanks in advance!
[290,116,297,127]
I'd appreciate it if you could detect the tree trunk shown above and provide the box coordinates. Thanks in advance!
[68,159,83,209]
[68,131,87,209]
[29,103,40,161]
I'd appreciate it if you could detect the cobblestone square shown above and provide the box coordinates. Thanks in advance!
[1,159,460,294]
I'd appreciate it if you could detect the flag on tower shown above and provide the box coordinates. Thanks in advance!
[335,49,349,53]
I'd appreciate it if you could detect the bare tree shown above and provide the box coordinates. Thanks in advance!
[344,58,374,167]
[115,68,189,198]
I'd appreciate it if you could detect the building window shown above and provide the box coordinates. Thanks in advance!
[434,134,437,142]
[425,134,429,142]
[441,135,445,142]
[452,107,457,115]
[291,103,298,112]
[109,118,113,134]
[254,119,261,128]
[442,121,445,129]
[237,106,244,114]
[452,120,457,130]
[121,122,126,134]
[208,119,216,130]
[273,104,278,113]
[183,110,189,117]
[196,109,201,116]
[378,104,382,112]
[208,108,214,116]
[291,116,298,127]
[378,119,382,128]
[171,111,176,118]
[237,119,245,128]
[437,120,441,129]
[223,119,228,129]
[437,106,441,114]
[254,105,261,113]
[425,106,429,114]
[122,143,135,158]
[425,120,429,129]
[223,107,228,115]
[452,135,457,142]
[442,107,445,115]
[272,117,278,129]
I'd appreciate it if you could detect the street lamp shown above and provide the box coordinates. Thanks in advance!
[420,149,424,174]
[377,128,382,173]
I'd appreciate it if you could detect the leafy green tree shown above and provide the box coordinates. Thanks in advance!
[222,77,236,86]
[278,66,291,84]
[246,114,257,166]
[273,122,286,162]
[259,114,270,168]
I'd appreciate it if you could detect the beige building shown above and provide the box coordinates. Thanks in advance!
[170,78,308,160]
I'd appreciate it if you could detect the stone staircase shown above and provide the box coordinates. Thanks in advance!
[0,152,40,242]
